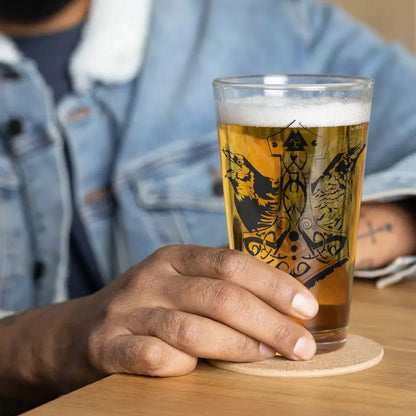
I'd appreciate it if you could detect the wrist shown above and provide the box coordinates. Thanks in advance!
[47,295,102,393]
[0,295,100,408]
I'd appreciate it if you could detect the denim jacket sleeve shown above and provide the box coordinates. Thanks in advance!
[294,0,416,285]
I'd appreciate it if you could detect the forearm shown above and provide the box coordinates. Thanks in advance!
[356,200,416,269]
[0,296,99,413]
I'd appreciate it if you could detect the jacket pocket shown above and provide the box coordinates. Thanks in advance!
[0,155,33,310]
[116,133,229,263]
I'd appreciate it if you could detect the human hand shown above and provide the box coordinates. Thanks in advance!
[356,201,416,269]
[86,245,319,378]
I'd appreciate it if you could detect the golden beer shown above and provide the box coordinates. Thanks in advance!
[214,75,373,351]
[218,120,367,349]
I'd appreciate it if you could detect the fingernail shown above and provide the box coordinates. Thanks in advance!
[259,342,276,358]
[292,293,319,319]
[294,337,316,360]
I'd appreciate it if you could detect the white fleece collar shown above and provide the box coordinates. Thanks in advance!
[70,0,153,91]
[0,32,20,64]
[0,0,153,91]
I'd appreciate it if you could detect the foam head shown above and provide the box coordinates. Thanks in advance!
[219,96,371,127]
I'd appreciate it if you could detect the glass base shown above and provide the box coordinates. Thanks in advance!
[312,327,348,353]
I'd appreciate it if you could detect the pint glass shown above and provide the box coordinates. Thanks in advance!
[213,75,373,352]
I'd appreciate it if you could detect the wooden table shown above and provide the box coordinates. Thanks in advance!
[25,280,416,416]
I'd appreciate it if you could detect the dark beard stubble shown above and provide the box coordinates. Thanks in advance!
[0,0,73,24]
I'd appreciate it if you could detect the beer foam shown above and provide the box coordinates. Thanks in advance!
[219,96,371,127]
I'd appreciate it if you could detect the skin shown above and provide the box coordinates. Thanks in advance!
[0,1,415,414]
[0,246,319,414]
[0,215,414,415]
[356,201,416,269]
[1,202,413,414]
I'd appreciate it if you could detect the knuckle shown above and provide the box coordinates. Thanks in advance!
[213,249,247,280]
[121,265,156,296]
[151,245,177,262]
[138,342,169,374]
[270,323,292,346]
[211,282,245,314]
[103,299,124,321]
[131,271,155,294]
[151,246,167,262]
[150,245,185,275]
[236,336,256,357]
[175,315,201,348]
[158,312,201,348]
[179,245,200,268]
[266,276,286,300]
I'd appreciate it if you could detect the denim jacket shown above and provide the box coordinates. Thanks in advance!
[1,0,416,315]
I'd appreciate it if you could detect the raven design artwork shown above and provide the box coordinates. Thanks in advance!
[222,149,280,233]
[311,145,365,231]
[222,130,366,288]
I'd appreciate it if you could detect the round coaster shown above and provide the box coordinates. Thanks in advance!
[208,334,383,377]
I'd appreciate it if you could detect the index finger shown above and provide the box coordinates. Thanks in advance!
[157,245,318,320]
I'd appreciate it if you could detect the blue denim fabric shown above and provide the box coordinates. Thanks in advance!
[1,0,416,312]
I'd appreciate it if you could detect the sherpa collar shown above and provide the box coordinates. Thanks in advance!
[0,0,153,91]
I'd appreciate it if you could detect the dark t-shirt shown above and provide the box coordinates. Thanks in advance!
[13,24,104,298]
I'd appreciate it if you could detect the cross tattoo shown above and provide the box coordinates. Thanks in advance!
[358,222,393,244]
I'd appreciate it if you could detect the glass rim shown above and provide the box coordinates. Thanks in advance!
[212,74,374,91]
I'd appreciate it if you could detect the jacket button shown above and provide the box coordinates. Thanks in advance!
[6,118,23,137]
[33,261,45,281]
[2,68,20,80]
[66,106,91,123]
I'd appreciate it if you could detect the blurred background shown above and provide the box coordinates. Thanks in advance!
[329,0,416,52]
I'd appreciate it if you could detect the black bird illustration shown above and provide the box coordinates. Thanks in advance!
[222,149,280,232]
[311,145,365,231]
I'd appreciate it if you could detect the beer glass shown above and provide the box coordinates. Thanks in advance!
[213,74,373,352]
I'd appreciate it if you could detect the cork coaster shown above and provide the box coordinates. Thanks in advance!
[208,334,383,377]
